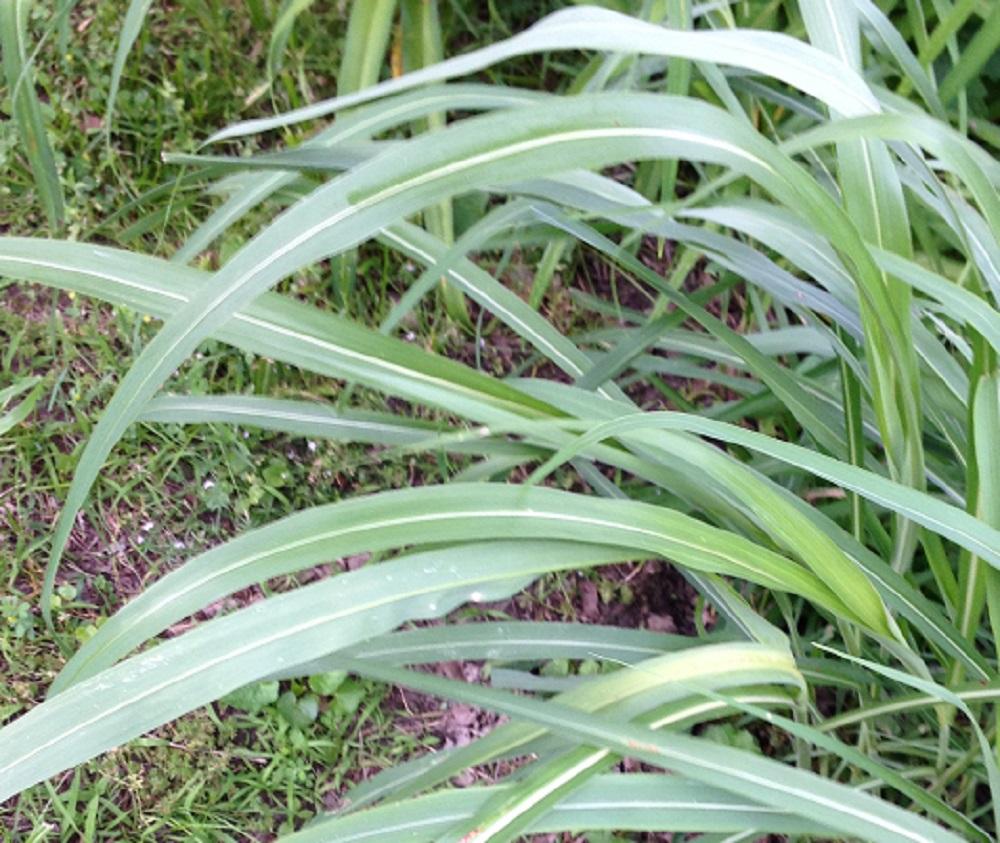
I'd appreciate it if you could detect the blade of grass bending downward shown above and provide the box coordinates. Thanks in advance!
[53,483,840,692]
[206,4,881,144]
[0,540,631,799]
[435,668,801,841]
[343,643,804,843]
[39,91,869,623]
[489,411,1000,576]
[331,654,795,816]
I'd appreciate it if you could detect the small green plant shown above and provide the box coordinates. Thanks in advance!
[1,596,37,641]
[2,1,999,841]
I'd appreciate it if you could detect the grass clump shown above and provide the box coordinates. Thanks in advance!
[2,0,1000,840]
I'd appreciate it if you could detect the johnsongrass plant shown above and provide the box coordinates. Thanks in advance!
[2,1,1000,840]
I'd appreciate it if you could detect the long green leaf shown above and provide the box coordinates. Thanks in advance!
[1,540,632,798]
[337,0,396,95]
[105,0,154,132]
[0,0,64,229]
[54,483,839,691]
[207,5,881,143]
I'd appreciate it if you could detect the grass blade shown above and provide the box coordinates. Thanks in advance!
[207,5,881,143]
[105,0,154,133]
[1,540,633,798]
[337,0,396,96]
[0,0,64,230]
[268,0,318,77]
[54,483,841,691]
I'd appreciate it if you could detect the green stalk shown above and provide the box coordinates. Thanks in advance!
[330,0,397,308]
[801,0,924,573]
[918,0,979,69]
[0,0,64,231]
[660,0,692,203]
[837,326,867,541]
[400,0,471,327]
[939,10,1000,104]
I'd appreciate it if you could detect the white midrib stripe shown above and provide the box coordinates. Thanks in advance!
[859,141,886,252]
[359,637,663,659]
[1,256,189,303]
[823,0,854,68]
[144,400,418,437]
[472,751,609,842]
